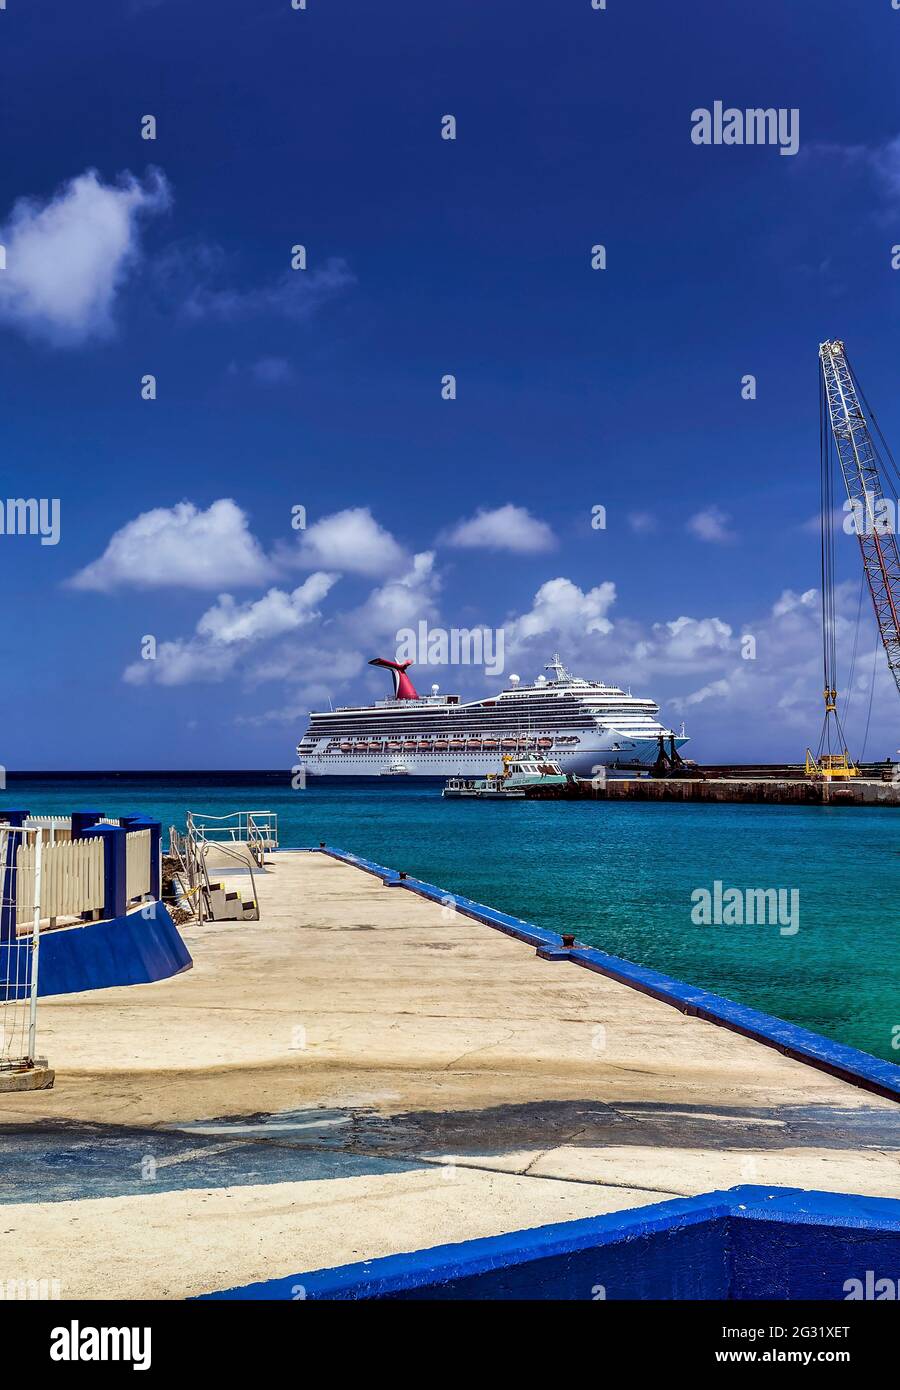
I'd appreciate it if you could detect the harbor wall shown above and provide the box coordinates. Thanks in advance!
[556,777,900,806]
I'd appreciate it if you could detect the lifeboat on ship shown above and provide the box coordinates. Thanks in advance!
[538,737,553,748]
[434,739,449,750]
[449,738,466,751]
[483,738,499,749]
[466,739,482,751]
[418,740,432,752]
[403,740,417,751]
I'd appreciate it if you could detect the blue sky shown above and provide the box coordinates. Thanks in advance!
[3,0,900,768]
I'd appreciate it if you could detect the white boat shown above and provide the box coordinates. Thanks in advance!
[379,762,410,777]
[297,653,688,779]
[442,775,526,800]
[442,757,571,799]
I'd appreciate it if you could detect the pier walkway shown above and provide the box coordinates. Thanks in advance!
[1,851,897,1298]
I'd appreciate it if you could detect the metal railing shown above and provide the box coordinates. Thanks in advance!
[173,811,272,924]
[185,811,277,868]
[0,826,43,1071]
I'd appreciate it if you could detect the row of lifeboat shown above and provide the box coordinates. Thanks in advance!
[326,736,556,754]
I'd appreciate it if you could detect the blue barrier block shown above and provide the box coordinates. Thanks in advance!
[199,1186,900,1301]
[71,810,104,839]
[81,824,126,920]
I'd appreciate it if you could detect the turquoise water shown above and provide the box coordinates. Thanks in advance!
[8,778,900,1063]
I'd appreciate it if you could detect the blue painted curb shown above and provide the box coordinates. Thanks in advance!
[0,903,193,997]
[314,846,900,1103]
[198,1185,900,1300]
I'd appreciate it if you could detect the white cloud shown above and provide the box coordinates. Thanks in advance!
[628,511,658,535]
[507,577,616,646]
[442,504,555,554]
[635,616,734,670]
[123,639,237,687]
[197,574,337,645]
[69,499,274,592]
[124,572,336,686]
[182,256,354,322]
[803,133,900,208]
[348,551,440,638]
[686,505,736,544]
[292,507,406,577]
[675,677,732,710]
[0,168,169,346]
[772,587,817,618]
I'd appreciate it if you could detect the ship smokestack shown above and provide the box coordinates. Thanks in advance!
[369,657,419,700]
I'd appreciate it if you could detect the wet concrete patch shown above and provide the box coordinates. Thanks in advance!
[1,1095,894,1205]
[172,1097,900,1160]
[0,1117,419,1204]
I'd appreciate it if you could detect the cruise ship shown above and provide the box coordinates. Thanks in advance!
[296,654,688,778]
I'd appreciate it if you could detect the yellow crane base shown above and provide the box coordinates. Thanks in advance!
[804,749,860,780]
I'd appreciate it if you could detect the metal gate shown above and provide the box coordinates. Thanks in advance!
[0,826,42,1073]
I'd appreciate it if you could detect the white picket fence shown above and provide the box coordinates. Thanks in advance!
[125,829,151,902]
[15,838,104,925]
[22,817,72,844]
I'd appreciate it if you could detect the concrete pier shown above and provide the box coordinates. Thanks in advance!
[0,850,897,1299]
[539,776,900,806]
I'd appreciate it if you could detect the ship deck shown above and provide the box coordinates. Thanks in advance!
[0,850,897,1298]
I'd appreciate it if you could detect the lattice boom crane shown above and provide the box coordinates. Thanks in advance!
[819,340,900,701]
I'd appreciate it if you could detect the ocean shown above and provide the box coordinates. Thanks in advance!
[7,775,899,1063]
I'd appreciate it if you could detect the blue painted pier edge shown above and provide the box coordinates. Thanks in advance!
[0,904,192,998]
[200,1186,900,1300]
[36,903,192,996]
[314,846,900,1104]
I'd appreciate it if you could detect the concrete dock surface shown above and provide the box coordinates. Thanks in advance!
[1,850,898,1298]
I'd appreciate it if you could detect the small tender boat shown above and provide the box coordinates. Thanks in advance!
[442,756,571,799]
[380,762,410,776]
[442,773,526,799]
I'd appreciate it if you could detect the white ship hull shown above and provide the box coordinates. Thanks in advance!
[300,736,688,780]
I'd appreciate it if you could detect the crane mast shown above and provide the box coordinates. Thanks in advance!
[819,340,900,700]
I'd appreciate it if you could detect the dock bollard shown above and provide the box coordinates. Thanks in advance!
[399,871,407,880]
[561,933,575,949]
[319,841,325,848]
